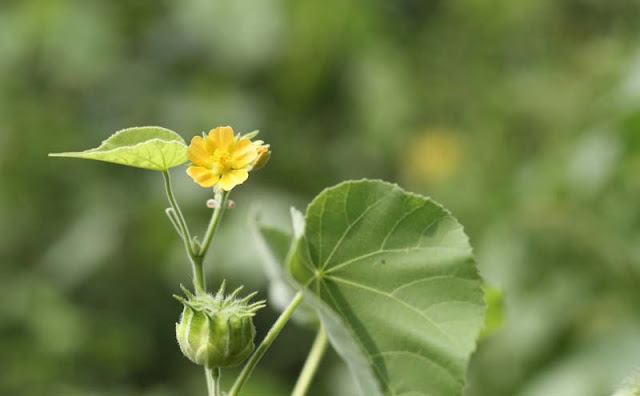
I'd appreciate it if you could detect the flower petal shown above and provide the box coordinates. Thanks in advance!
[231,138,258,168]
[188,136,213,167]
[218,169,249,191]
[187,166,220,188]
[208,126,235,151]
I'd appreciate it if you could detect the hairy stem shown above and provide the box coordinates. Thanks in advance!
[162,170,195,257]
[292,326,328,396]
[228,292,305,396]
[192,255,205,295]
[199,190,229,256]
[163,172,231,295]
[205,366,221,396]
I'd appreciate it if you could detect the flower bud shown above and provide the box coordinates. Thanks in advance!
[174,282,265,368]
[250,141,270,171]
[206,198,218,209]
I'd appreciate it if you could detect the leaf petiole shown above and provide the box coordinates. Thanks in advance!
[228,291,305,396]
[292,325,328,396]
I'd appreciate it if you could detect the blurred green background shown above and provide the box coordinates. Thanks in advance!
[2,0,640,395]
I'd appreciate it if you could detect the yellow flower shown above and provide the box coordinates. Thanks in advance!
[186,126,269,191]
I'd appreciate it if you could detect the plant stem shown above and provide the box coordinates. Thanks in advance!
[162,170,195,257]
[164,207,183,237]
[291,326,328,396]
[199,190,229,256]
[228,291,305,396]
[205,366,221,396]
[192,255,205,295]
[192,190,228,294]
[163,172,231,295]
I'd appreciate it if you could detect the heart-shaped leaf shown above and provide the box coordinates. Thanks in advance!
[49,126,188,171]
[289,180,486,396]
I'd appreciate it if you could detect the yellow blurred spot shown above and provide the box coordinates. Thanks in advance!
[402,129,463,183]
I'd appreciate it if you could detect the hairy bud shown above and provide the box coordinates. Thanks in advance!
[174,282,265,368]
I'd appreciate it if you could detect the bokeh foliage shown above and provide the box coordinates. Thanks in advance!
[1,0,640,395]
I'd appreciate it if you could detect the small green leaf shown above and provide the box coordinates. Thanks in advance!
[49,126,188,171]
[250,208,317,325]
[289,180,486,396]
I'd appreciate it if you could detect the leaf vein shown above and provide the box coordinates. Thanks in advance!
[381,201,428,250]
[391,275,463,295]
[321,189,396,270]
[326,275,459,348]
[320,280,395,395]
[370,350,463,386]
[325,244,464,275]
[318,195,327,265]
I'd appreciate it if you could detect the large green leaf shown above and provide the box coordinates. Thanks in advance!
[49,126,188,171]
[289,180,486,396]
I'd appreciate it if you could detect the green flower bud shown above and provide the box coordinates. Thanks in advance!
[174,282,266,368]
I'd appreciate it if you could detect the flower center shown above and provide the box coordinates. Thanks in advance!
[212,149,232,171]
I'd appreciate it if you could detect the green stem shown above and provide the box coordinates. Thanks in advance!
[193,190,228,294]
[228,292,305,396]
[291,326,328,396]
[199,190,229,256]
[164,208,183,237]
[205,366,221,396]
[162,170,195,257]
[192,255,205,295]
[163,172,231,295]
